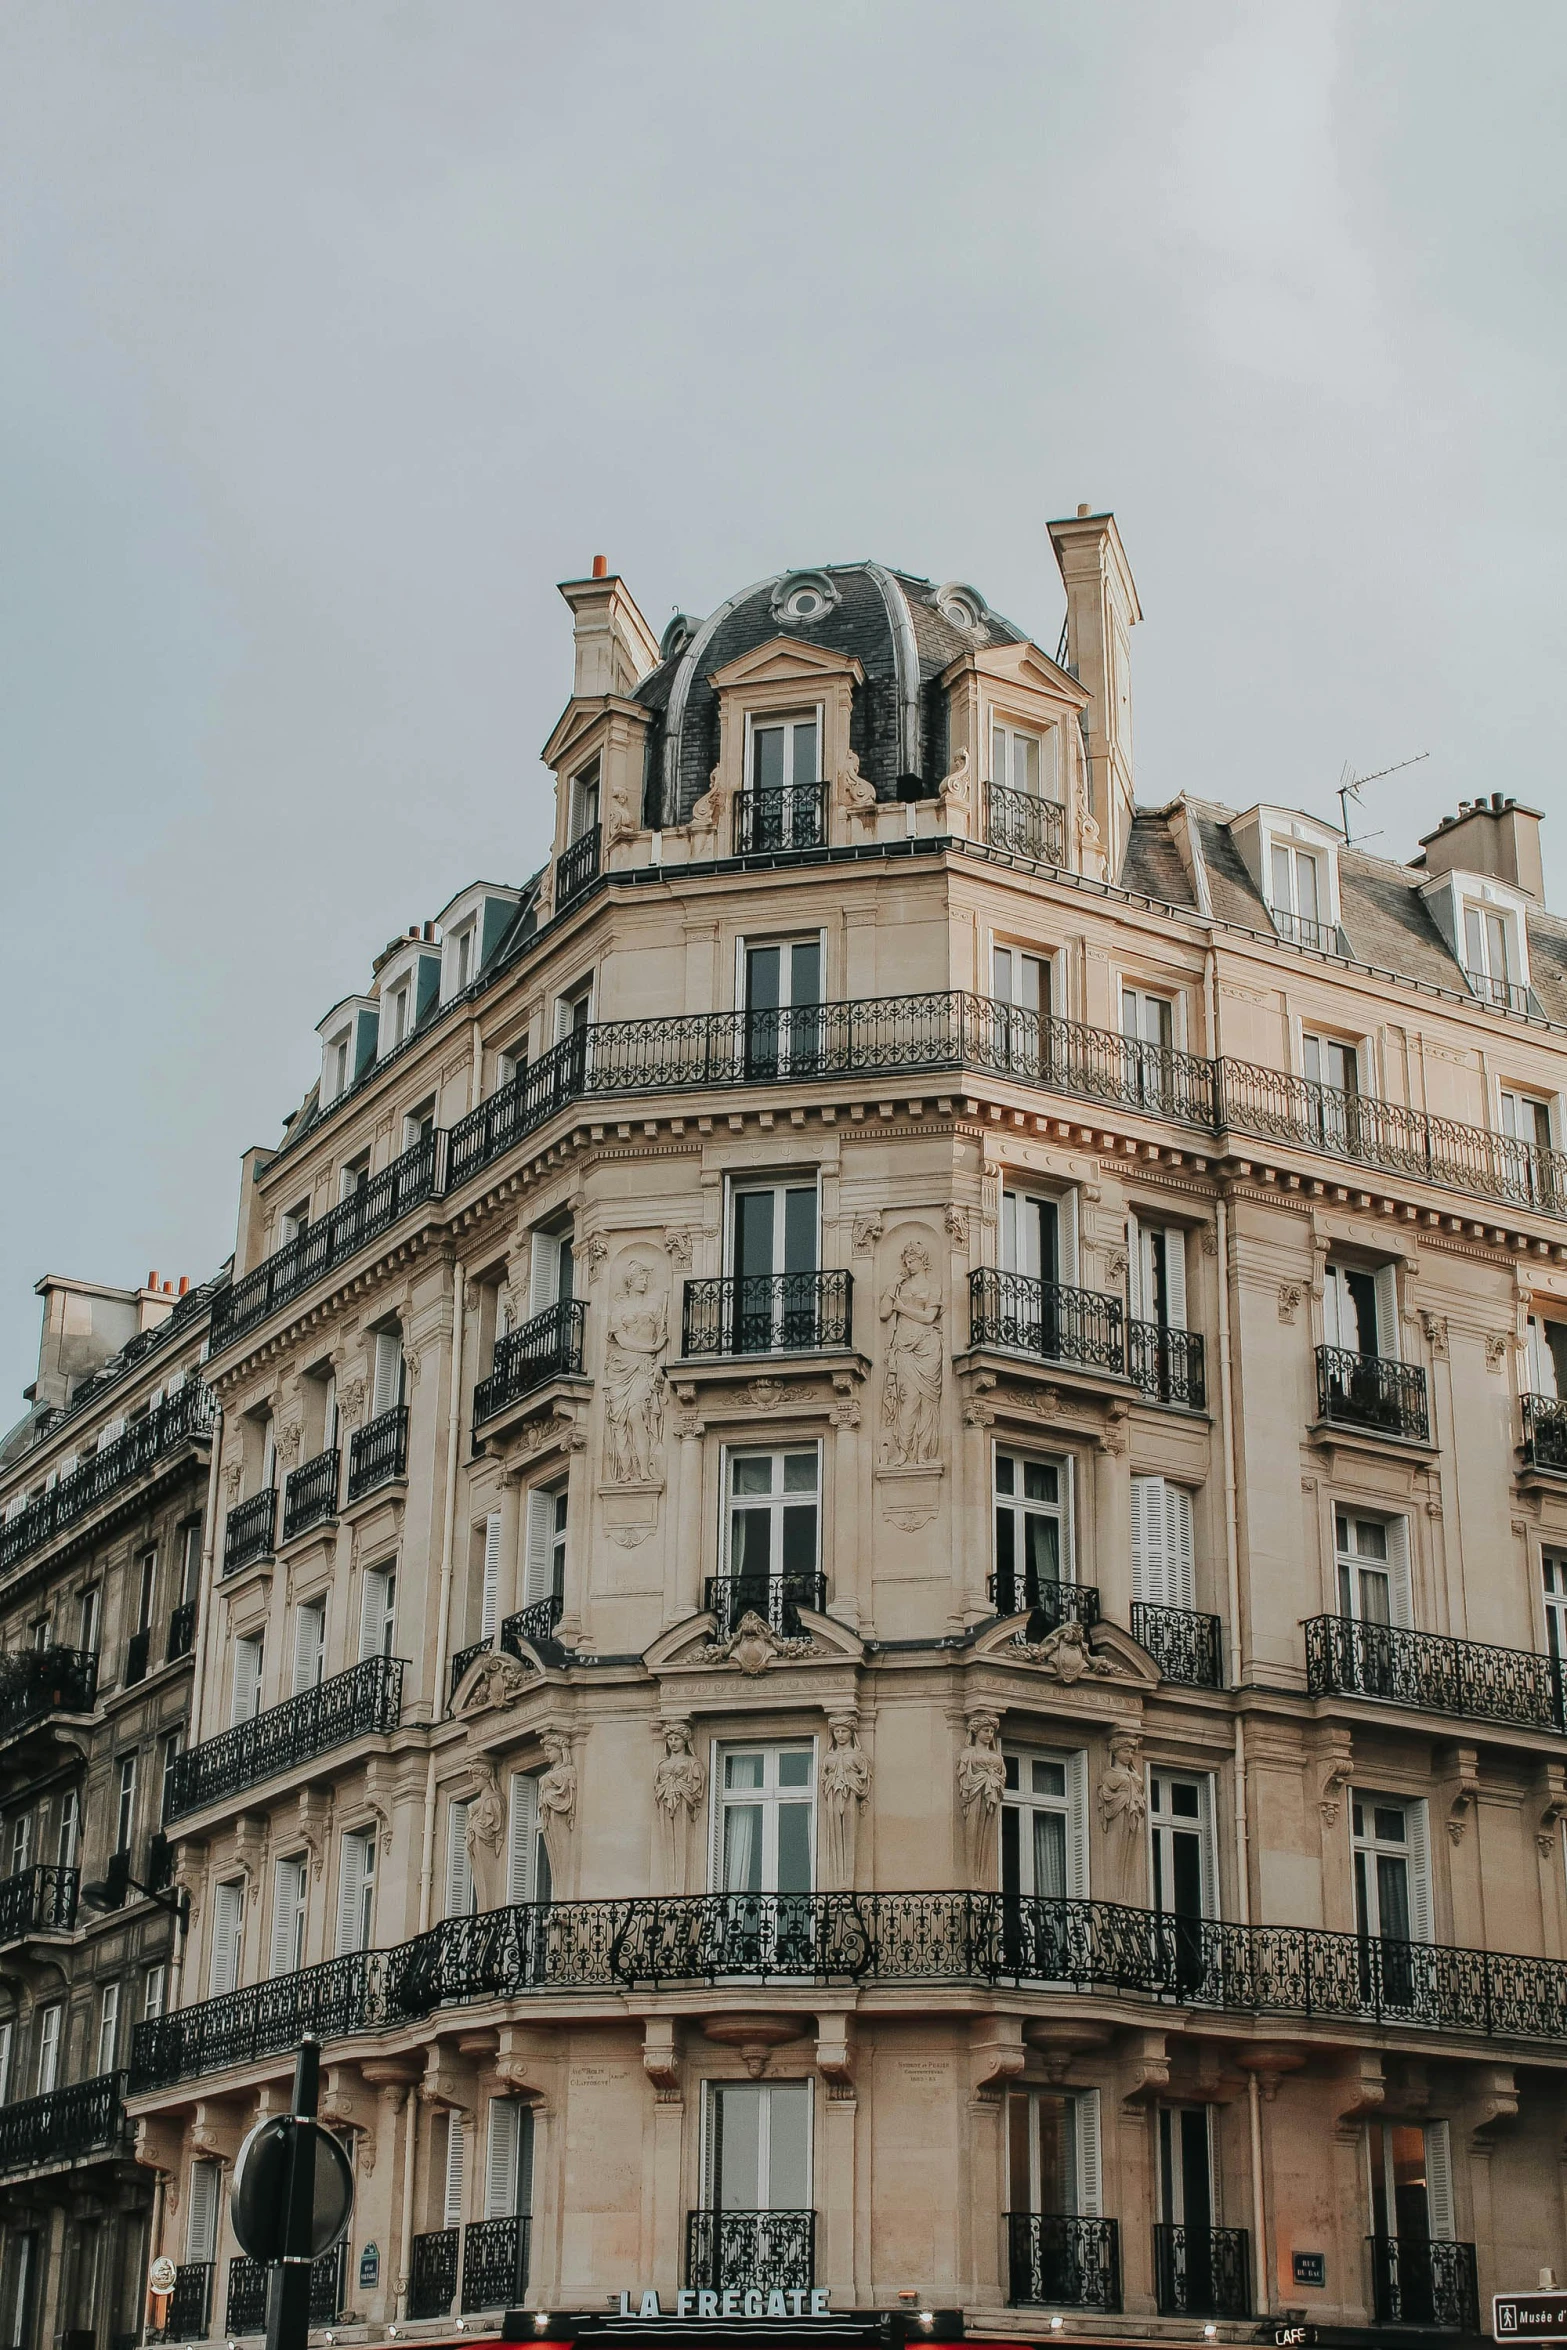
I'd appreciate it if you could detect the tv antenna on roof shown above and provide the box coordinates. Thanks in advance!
[1338,751,1429,848]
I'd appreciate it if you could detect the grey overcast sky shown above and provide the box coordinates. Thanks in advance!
[1,2,1564,1401]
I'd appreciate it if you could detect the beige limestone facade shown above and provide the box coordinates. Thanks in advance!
[18,520,1567,2350]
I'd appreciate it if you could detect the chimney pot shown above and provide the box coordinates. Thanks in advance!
[591,554,608,579]
[423,920,435,942]
[148,1271,159,1291]
[1076,503,1090,518]
[178,1276,190,1296]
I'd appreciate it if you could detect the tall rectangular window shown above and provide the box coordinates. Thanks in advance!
[1127,1216,1186,1332]
[1335,1512,1412,1629]
[726,1450,820,1615]
[1000,1750,1087,1900]
[186,2158,221,2263]
[95,1982,120,2075]
[78,1587,100,1655]
[55,1789,79,1872]
[291,1600,326,1694]
[749,713,819,793]
[508,1773,550,1907]
[359,1563,397,1660]
[704,2080,811,2214]
[269,1855,308,1977]
[1351,1794,1431,1945]
[993,1452,1071,1614]
[446,1800,475,1918]
[159,1733,181,1828]
[209,1880,244,1996]
[742,937,822,1075]
[486,2097,535,2220]
[1130,1478,1195,1612]
[523,1489,567,1612]
[114,1755,137,1854]
[334,1829,377,1956]
[568,759,600,842]
[34,2004,62,2094]
[713,1744,814,1895]
[134,1550,156,1633]
[231,1634,264,1725]
[1149,1772,1217,1923]
[990,724,1044,796]
[143,1964,166,2022]
[1007,2087,1102,2217]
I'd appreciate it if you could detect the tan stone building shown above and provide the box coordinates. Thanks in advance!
[103,520,1567,2350]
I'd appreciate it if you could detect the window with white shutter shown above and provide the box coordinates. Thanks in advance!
[442,2113,467,2229]
[335,1829,376,1955]
[1131,1478,1195,1612]
[485,2098,534,2219]
[1423,2121,1455,2240]
[95,1982,120,2075]
[1000,1189,1076,1285]
[231,1635,264,1725]
[34,2004,61,2093]
[481,1514,503,1642]
[143,1965,166,2022]
[528,1229,572,1316]
[209,1880,244,1995]
[1127,1217,1187,1331]
[999,1749,1088,1900]
[446,1800,474,1918]
[508,1774,544,1907]
[358,1564,396,1661]
[1074,2088,1103,2217]
[291,1601,326,1694]
[0,2020,12,2104]
[186,2158,220,2263]
[523,1490,566,1608]
[371,1330,404,1420]
[269,1856,307,1977]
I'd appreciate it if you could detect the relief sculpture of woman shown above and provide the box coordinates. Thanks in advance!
[603,1258,667,1484]
[879,1238,943,1466]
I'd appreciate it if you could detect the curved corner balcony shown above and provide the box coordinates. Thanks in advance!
[165,1653,404,1822]
[1315,1345,1430,1443]
[1305,1614,1564,1733]
[0,1383,215,1575]
[969,1269,1125,1376]
[474,1299,587,1428]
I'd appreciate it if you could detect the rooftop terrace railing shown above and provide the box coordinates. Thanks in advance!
[129,1888,1567,2092]
[211,992,1567,1347]
[0,1384,216,1574]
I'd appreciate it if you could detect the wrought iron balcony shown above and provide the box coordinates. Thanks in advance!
[1368,2236,1478,2331]
[0,1864,78,1941]
[346,1404,408,1500]
[1305,1614,1562,1731]
[131,1884,1567,2094]
[1132,1603,1224,1689]
[213,1128,445,1345]
[1315,1344,1430,1442]
[223,1486,275,1574]
[1128,1321,1206,1410]
[282,1445,340,1541]
[1523,1393,1567,1471]
[462,2215,532,2311]
[0,1644,97,1741]
[160,2262,212,2343]
[556,822,601,908]
[970,1269,1125,1375]
[685,2210,815,2294]
[989,1574,1099,1633]
[1270,907,1341,954]
[705,1574,826,1637]
[1153,2224,1250,2318]
[226,2245,342,2332]
[1464,967,1531,1014]
[682,1271,852,1357]
[0,1382,216,1574]
[734,782,828,855]
[165,1601,197,1663]
[165,1653,404,1821]
[474,1299,587,1427]
[450,1598,565,1701]
[0,2070,126,2175]
[984,780,1067,866]
[1006,2214,1121,2311]
[124,1627,151,1687]
[409,2229,459,2319]
[450,1635,492,1699]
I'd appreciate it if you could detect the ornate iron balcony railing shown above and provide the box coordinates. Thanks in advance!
[1315,1344,1430,1442]
[165,1601,197,1663]
[1368,2236,1478,2331]
[0,1383,216,1574]
[1269,907,1340,954]
[165,1654,404,1822]
[1132,1603,1224,1690]
[123,1627,151,1687]
[220,990,1567,1352]
[1523,1393,1567,1471]
[0,2069,125,2174]
[1006,2214,1121,2310]
[463,2215,532,2311]
[734,782,828,856]
[0,1645,97,1741]
[502,1596,565,1657]
[0,1864,78,1940]
[1464,967,1531,1014]
[984,781,1067,867]
[989,1573,1099,1632]
[685,2210,815,2294]
[226,2245,342,2334]
[556,823,601,909]
[409,2229,459,2320]
[1127,1321,1206,1410]
[449,1635,492,1699]
[475,1299,587,1427]
[222,1486,275,1575]
[282,1445,340,1541]
[346,1404,408,1500]
[1305,1613,1563,1731]
[705,1574,826,1637]
[970,1269,1125,1375]
[682,1271,852,1358]
[160,2262,212,2343]
[132,1886,1567,2094]
[1153,2223,1250,2318]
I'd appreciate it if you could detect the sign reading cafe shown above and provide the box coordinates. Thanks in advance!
[617,2291,836,2320]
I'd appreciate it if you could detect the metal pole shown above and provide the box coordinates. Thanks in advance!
[265,2036,321,2350]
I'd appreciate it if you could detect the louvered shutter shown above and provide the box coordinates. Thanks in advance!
[0,2021,12,2102]
[358,1565,392,1661]
[1165,1485,1195,1613]
[1000,1190,1019,1274]
[336,1833,369,1956]
[1163,1228,1187,1330]
[1074,2089,1103,2217]
[1386,1517,1414,1629]
[1061,1454,1076,1581]
[270,1858,305,1977]
[1126,1216,1146,1320]
[508,1774,539,1907]
[1529,1319,1555,1399]
[1424,2121,1455,2239]
[292,1604,325,1694]
[210,1881,243,1995]
[486,2099,521,2219]
[1405,1800,1434,1944]
[1197,1780,1220,1919]
[522,1494,555,1608]
[1055,1194,1078,1286]
[442,2114,467,2229]
[232,1638,262,1725]
[97,1419,126,1454]
[529,1232,560,1316]
[482,1514,503,1640]
[186,2159,220,2262]
[1131,1476,1162,1606]
[446,1801,474,1918]
[371,1332,403,1419]
[1373,1264,1399,1361]
[1065,1751,1089,1900]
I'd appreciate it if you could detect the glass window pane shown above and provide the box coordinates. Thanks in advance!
[789,941,821,1006]
[735,1192,776,1282]
[717,2084,764,2208]
[783,1188,818,1273]
[1033,1761,1066,1799]
[1032,1812,1067,1900]
[1296,852,1320,923]
[776,1804,812,1892]
[725,1753,765,1790]
[754,727,784,793]
[1374,1806,1406,1844]
[1022,1461,1058,1504]
[781,1505,817,1576]
[995,1455,1015,1496]
[992,726,1006,783]
[1270,843,1292,907]
[723,1804,763,1892]
[783,1452,818,1493]
[746,947,781,1013]
[777,1751,812,1787]
[1016,734,1040,794]
[733,1457,775,1497]
[791,722,818,786]
[731,1508,772,1579]
[1038,2095,1076,2214]
[1376,1853,1411,1941]
[1022,1515,1060,1584]
[766,2083,812,2208]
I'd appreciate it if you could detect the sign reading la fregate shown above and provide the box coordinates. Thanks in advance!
[617,2291,836,2320]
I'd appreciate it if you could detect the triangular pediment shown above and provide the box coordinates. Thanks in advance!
[541,693,652,771]
[941,640,1089,707]
[970,1613,1161,1689]
[645,1603,865,1675]
[708,636,865,692]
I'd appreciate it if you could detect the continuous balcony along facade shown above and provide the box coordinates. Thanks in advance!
[1305,1613,1564,1730]
[1315,1344,1431,1442]
[0,2071,126,2175]
[346,1402,408,1499]
[1130,1602,1224,1689]
[0,1643,96,1741]
[969,1269,1125,1375]
[1006,2214,1121,2311]
[0,1863,77,1941]
[282,1443,340,1540]
[0,1381,215,1573]
[681,1272,852,1358]
[473,1298,587,1426]
[164,1654,405,1821]
[210,987,1567,1351]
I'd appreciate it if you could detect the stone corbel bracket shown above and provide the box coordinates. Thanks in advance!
[643,2017,682,2104]
[1334,2052,1386,2143]
[1466,2063,1519,2149]
[1116,2029,1170,2120]
[816,2011,855,2100]
[970,2013,1026,2101]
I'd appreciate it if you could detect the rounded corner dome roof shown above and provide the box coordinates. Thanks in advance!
[636,561,1027,826]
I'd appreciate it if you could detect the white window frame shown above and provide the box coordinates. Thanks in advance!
[143,1963,166,2022]
[999,1185,1078,1285]
[1119,980,1182,1053]
[702,2077,814,2213]
[567,758,601,843]
[710,1739,817,1896]
[35,2003,62,2094]
[291,1598,327,1694]
[209,1878,245,1996]
[113,1754,137,1854]
[1000,1744,1089,1899]
[992,1447,1075,1599]
[553,976,595,1044]
[1351,1790,1432,1944]
[95,1981,120,2075]
[1334,1509,1412,1629]
[986,712,1061,802]
[523,1486,568,1612]
[1461,894,1525,1005]
[742,705,824,794]
[1148,1769,1218,1920]
[722,1445,823,1596]
[1006,2084,1103,2217]
[1126,1213,1187,1331]
[989,939,1051,1020]
[1130,1475,1196,1613]
[359,1561,397,1661]
[724,1172,822,1281]
[269,1853,308,1977]
[335,1827,377,1956]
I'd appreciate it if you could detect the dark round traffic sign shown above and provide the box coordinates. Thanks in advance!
[230,2116,354,2263]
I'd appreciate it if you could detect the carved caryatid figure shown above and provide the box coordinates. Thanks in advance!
[653,1721,705,1889]
[821,1718,871,1885]
[957,1713,1006,1885]
[603,1259,667,1485]
[879,1240,943,1466]
[1097,1732,1147,1833]
[537,1731,578,1857]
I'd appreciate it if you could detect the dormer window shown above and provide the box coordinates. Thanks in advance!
[1268,842,1332,950]
[749,712,819,795]
[327,1033,350,1102]
[386,981,412,1050]
[1229,809,1342,954]
[568,760,601,843]
[452,924,475,992]
[1463,902,1524,1010]
[990,722,1058,801]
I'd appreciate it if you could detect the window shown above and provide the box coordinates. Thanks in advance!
[1158,2107,1215,2236]
[441,2113,467,2230]
[1463,902,1520,1006]
[1352,1795,1432,2008]
[1121,985,1173,1052]
[359,1564,397,1660]
[1131,1478,1195,1612]
[78,1587,100,1655]
[476,1514,502,1645]
[95,1982,120,2075]
[186,2157,221,2264]
[328,1032,351,1102]
[1127,1216,1186,1333]
[1336,1511,1411,1628]
[179,1520,202,1606]
[29,1618,49,1651]
[338,1151,371,1202]
[508,1773,551,1907]
[269,1855,308,1977]
[704,2080,810,2217]
[1368,2121,1454,2250]
[55,1789,79,1871]
[486,2097,535,2222]
[209,1879,244,1996]
[1501,1088,1552,1154]
[0,2019,12,2104]
[991,946,1049,1019]
[1526,1317,1567,1402]
[742,936,822,1075]
[990,722,1054,798]
[523,1488,568,1614]
[370,1327,405,1420]
[1000,1187,1075,1285]
[291,1600,326,1693]
[446,1799,475,1918]
[159,1733,181,1828]
[279,1199,311,1246]
[1007,2087,1102,2222]
[726,1450,820,1618]
[528,1226,574,1318]
[1323,1260,1396,1360]
[1269,842,1328,945]
[568,759,601,842]
[993,1452,1071,1616]
[143,1963,166,2022]
[728,1177,819,1350]
[713,1744,815,1895]
[34,2003,61,2094]
[334,1829,377,1956]
[1545,1555,1567,1675]
[1149,1771,1217,1946]
[554,978,593,1045]
[749,712,819,794]
[453,923,476,993]
[403,1097,436,1152]
[495,1042,525,1093]
[114,1756,137,1854]
[7,1816,30,1876]
[134,1550,156,1633]
[1000,1749,1087,1900]
[386,979,413,1050]
[231,1633,264,1725]
[259,1414,277,1493]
